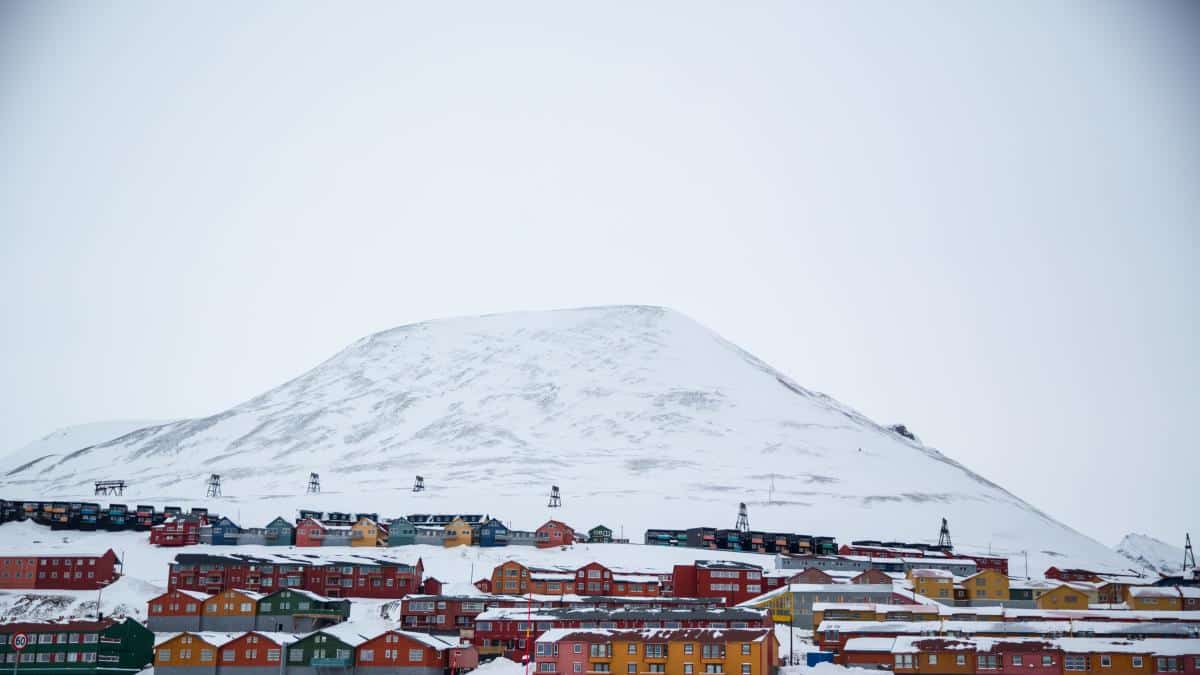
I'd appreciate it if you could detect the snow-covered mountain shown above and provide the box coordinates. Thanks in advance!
[1,305,1129,571]
[1115,533,1187,575]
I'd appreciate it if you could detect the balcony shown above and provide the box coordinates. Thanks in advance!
[311,658,352,667]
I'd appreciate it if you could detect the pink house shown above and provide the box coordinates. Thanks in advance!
[534,629,612,674]
[536,520,576,549]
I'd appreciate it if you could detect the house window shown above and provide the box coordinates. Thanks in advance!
[684,665,693,675]
[741,644,751,656]
[290,649,304,662]
[409,649,423,662]
[1099,655,1111,668]
[978,655,999,670]
[1013,655,1022,666]
[928,655,937,665]
[1066,655,1088,671]
[361,650,374,662]
[628,644,638,655]
[894,654,913,668]
[1131,657,1142,668]
[957,655,966,666]
[573,664,581,673]
[684,644,694,655]
[626,665,636,674]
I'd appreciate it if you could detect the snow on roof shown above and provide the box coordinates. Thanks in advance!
[154,632,244,648]
[612,574,661,584]
[536,628,613,643]
[910,568,954,579]
[842,637,896,652]
[318,622,385,646]
[1128,586,1180,598]
[394,630,461,651]
[530,572,576,581]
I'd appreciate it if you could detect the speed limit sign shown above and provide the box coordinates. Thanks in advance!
[11,633,28,651]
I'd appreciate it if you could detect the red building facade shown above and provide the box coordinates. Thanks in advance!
[671,561,765,605]
[150,517,203,546]
[167,553,423,599]
[0,549,120,590]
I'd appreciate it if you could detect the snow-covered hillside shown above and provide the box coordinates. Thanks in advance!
[0,305,1129,571]
[2,420,166,475]
[1115,533,1187,575]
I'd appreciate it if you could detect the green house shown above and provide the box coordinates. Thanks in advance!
[588,524,613,543]
[0,617,154,675]
[387,517,417,546]
[262,516,295,546]
[256,588,350,633]
[286,626,367,669]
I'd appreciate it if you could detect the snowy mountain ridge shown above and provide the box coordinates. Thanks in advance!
[1114,533,1187,575]
[2,305,1129,571]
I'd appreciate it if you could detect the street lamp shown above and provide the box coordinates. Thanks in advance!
[95,580,113,620]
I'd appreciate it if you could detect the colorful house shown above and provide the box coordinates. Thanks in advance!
[908,568,954,602]
[356,629,478,675]
[212,517,241,546]
[588,525,613,543]
[351,517,382,547]
[443,518,475,548]
[478,519,510,547]
[0,617,154,675]
[387,518,417,546]
[216,631,297,675]
[422,577,443,595]
[791,568,837,585]
[147,589,211,632]
[534,628,779,675]
[154,632,223,675]
[1035,584,1091,610]
[255,588,350,633]
[294,518,327,547]
[151,517,204,547]
[672,560,766,605]
[536,520,576,549]
[262,517,295,546]
[962,569,1009,603]
[474,578,493,593]
[201,589,264,632]
[285,624,368,671]
[1126,586,1184,611]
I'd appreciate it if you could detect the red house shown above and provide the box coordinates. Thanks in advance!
[1044,567,1103,582]
[295,518,327,547]
[356,630,479,672]
[671,560,765,605]
[400,595,491,632]
[150,517,203,546]
[423,577,443,595]
[0,549,121,590]
[536,520,576,548]
[474,578,493,593]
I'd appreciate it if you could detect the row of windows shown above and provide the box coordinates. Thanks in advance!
[0,558,98,566]
[3,652,100,663]
[0,633,99,645]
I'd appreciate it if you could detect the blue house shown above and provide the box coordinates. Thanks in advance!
[210,516,241,545]
[478,518,510,547]
[263,516,295,546]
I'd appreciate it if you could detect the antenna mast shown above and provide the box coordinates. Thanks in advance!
[413,475,425,492]
[307,472,320,494]
[548,485,562,508]
[1185,533,1196,573]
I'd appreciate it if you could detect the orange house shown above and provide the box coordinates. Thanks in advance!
[352,517,382,547]
[201,589,264,631]
[908,568,954,602]
[154,632,222,674]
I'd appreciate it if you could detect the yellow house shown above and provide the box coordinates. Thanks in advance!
[1036,584,1090,609]
[908,568,955,602]
[1126,586,1183,611]
[351,517,381,547]
[443,517,474,547]
[962,569,1009,602]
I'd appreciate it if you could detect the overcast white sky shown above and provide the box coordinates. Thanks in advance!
[1,2,1196,547]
